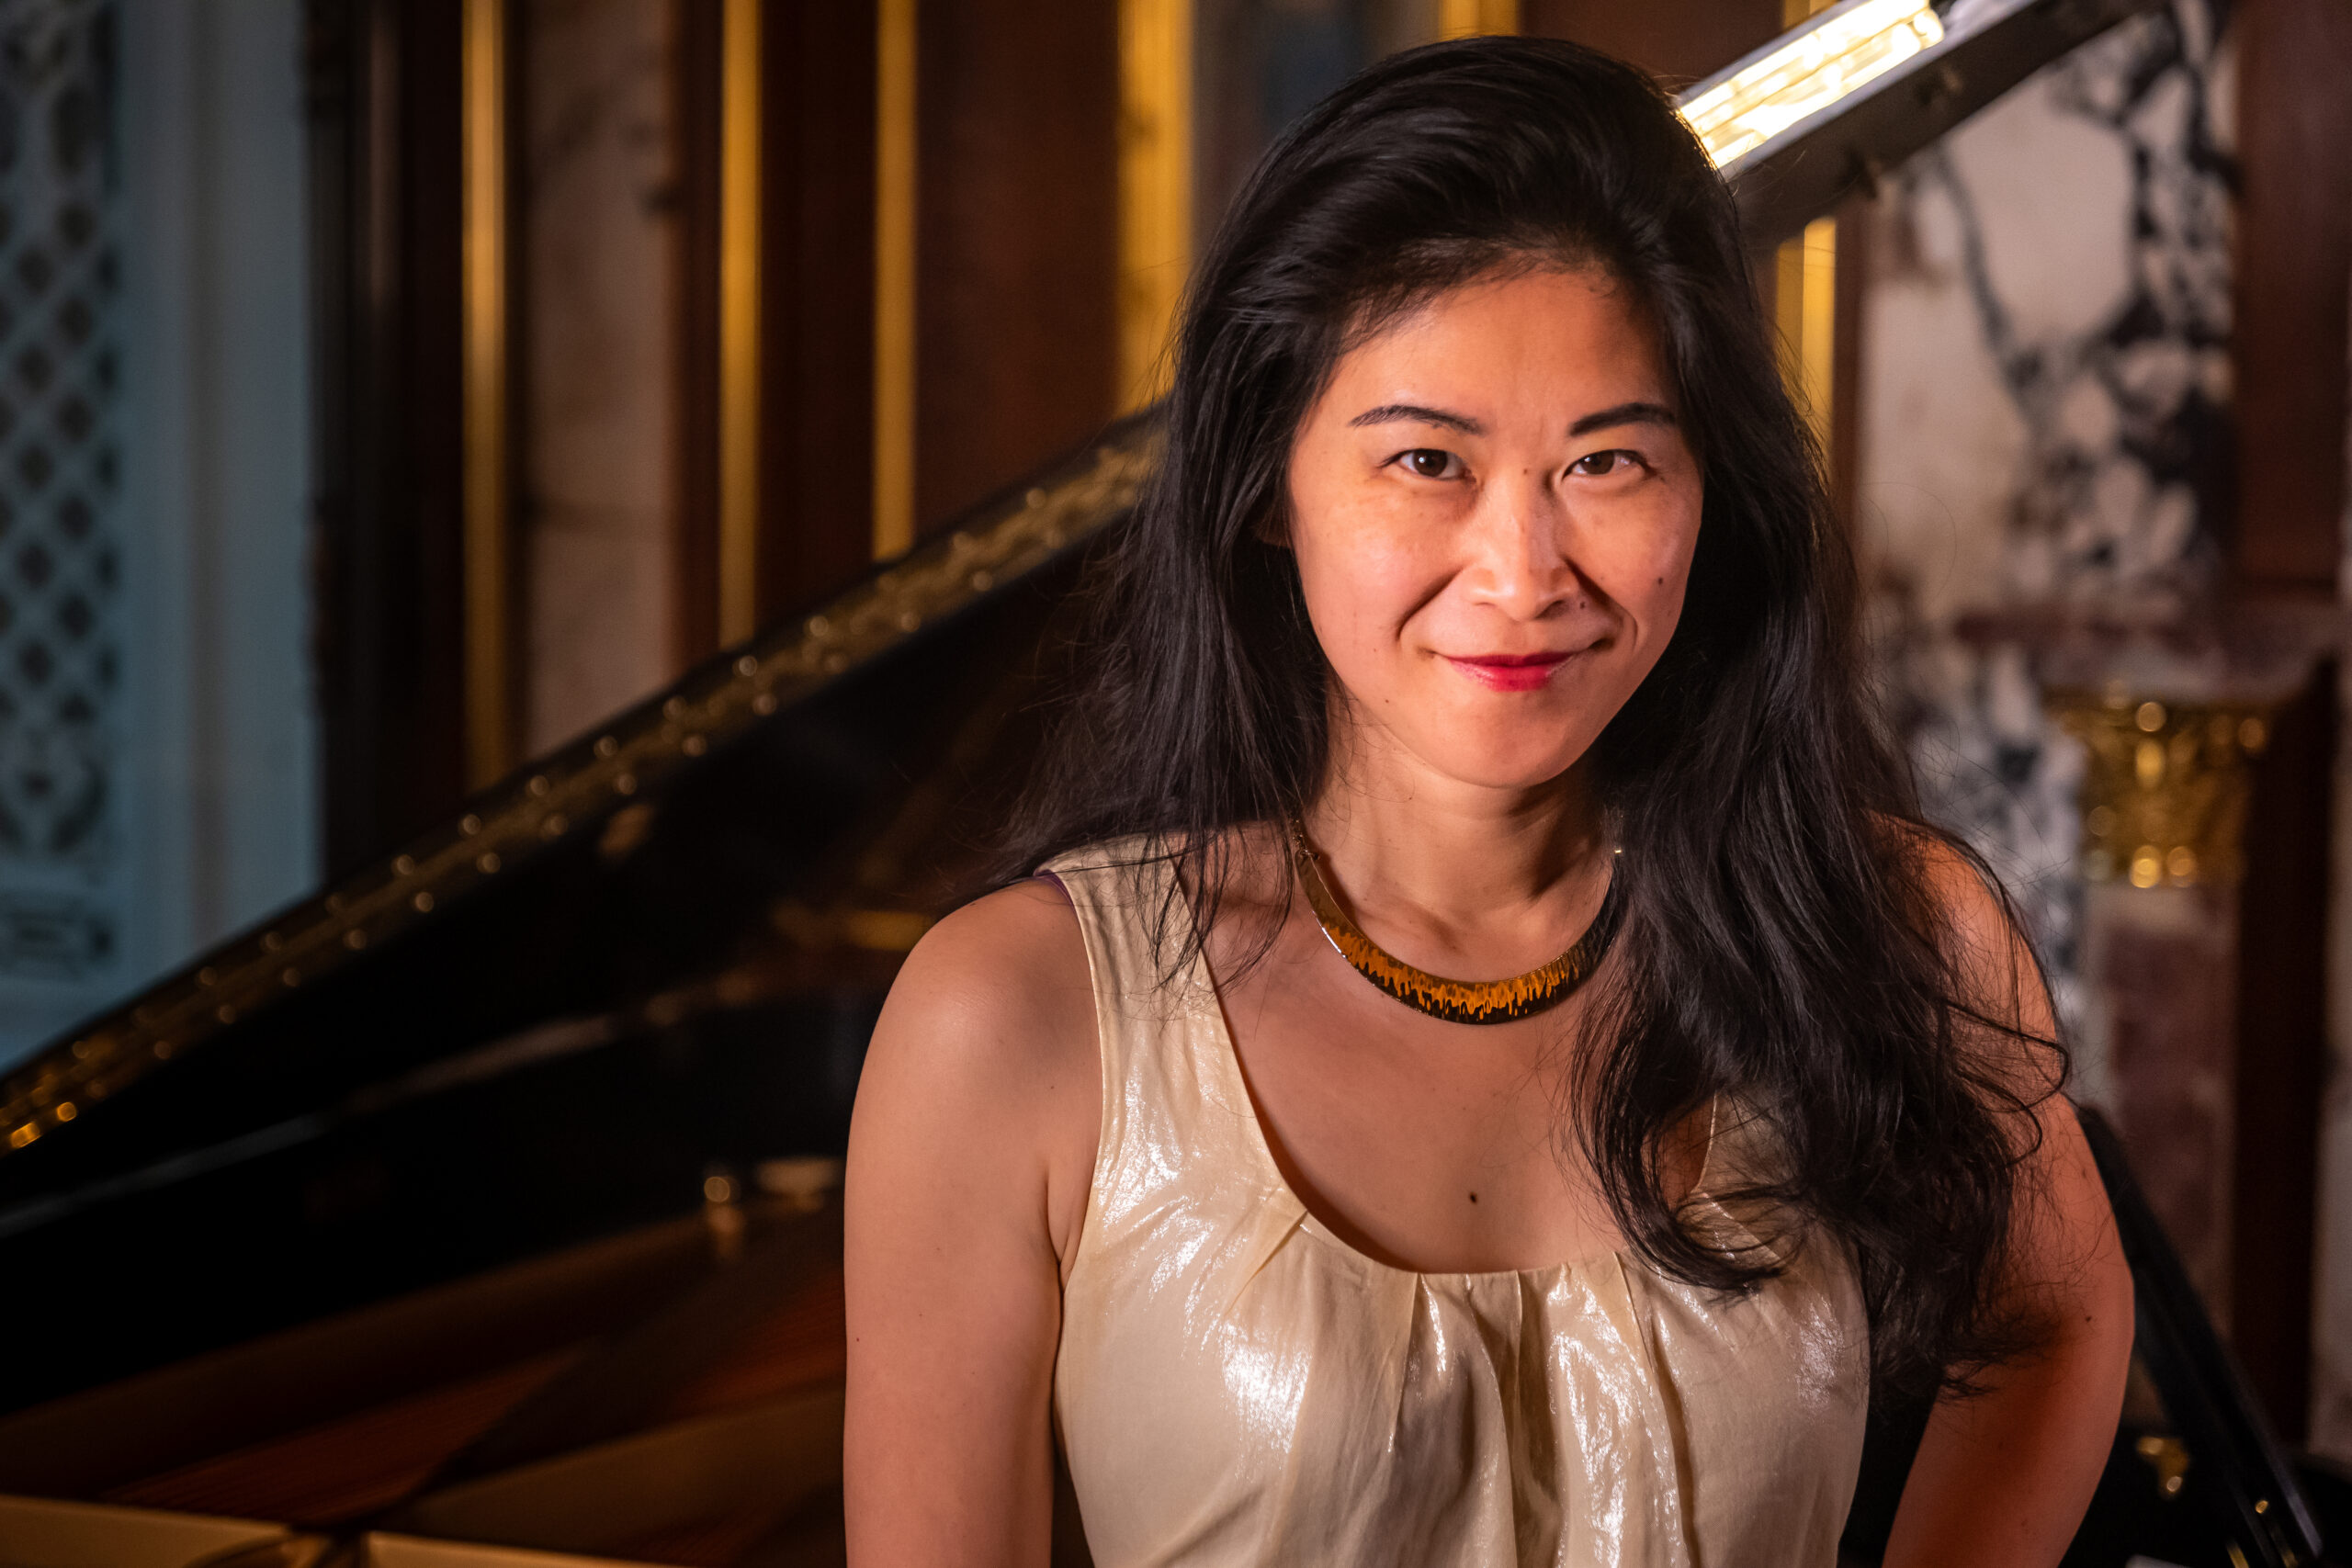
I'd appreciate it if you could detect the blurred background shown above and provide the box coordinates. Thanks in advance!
[0,0,2348,1525]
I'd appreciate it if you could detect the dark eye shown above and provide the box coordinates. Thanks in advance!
[1570,449,1638,477]
[1403,448,1455,479]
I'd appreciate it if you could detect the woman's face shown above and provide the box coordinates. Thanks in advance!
[1285,265,1703,793]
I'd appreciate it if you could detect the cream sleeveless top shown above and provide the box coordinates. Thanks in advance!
[1044,844,1871,1568]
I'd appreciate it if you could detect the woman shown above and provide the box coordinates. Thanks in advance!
[843,36,2131,1568]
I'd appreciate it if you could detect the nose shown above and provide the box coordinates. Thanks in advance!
[1464,468,1580,620]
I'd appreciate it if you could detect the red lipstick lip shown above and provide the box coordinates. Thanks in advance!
[1452,651,1571,668]
[1443,650,1574,692]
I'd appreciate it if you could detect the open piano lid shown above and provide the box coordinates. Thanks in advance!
[0,423,1152,1409]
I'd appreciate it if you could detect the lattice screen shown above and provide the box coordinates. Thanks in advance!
[0,0,119,980]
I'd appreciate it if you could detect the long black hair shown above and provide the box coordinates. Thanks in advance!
[1000,35,2060,1399]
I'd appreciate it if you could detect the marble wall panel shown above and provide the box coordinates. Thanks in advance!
[520,0,679,756]
[1856,0,2234,1098]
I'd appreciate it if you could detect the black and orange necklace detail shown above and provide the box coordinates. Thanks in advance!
[1285,817,1625,1025]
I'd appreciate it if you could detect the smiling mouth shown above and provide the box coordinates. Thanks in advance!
[1443,651,1574,693]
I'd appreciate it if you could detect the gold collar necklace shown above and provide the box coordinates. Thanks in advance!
[1285,817,1624,1025]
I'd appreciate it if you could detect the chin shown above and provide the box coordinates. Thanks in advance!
[1464,761,1589,792]
[1420,729,1593,792]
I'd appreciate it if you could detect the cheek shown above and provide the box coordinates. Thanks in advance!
[1289,494,1444,660]
[1597,499,1701,627]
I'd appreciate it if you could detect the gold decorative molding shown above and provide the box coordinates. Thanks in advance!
[1437,0,1518,38]
[462,0,513,786]
[873,0,919,558]
[0,423,1160,1157]
[2050,689,2271,889]
[1117,0,1192,412]
[718,0,763,641]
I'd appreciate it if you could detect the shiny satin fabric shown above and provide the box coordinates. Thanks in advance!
[1044,844,1870,1568]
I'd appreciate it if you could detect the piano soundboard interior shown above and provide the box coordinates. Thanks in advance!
[0,1196,852,1566]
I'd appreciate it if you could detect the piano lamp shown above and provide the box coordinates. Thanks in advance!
[1679,0,1947,169]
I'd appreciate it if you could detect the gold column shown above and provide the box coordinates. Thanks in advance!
[1774,215,1837,451]
[873,0,919,558]
[1771,0,1839,458]
[1117,0,1192,412]
[1437,0,1518,38]
[462,0,513,786]
[718,0,763,642]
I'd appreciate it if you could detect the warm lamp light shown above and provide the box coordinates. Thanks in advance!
[1679,0,1945,169]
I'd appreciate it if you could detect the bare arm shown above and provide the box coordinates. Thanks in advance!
[842,881,1101,1568]
[1883,856,2136,1567]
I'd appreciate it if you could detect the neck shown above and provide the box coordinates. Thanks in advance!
[1302,704,1609,940]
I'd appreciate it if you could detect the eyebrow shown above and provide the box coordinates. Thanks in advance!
[1568,400,1679,436]
[1348,402,1483,434]
[1347,400,1680,437]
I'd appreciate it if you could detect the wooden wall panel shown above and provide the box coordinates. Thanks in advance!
[1518,0,1780,88]
[1829,191,1868,528]
[2231,0,2352,591]
[2233,666,2335,1441]
[2225,0,2352,1437]
[676,0,878,654]
[914,0,1119,533]
[759,1,879,615]
[310,0,471,877]
[673,0,721,662]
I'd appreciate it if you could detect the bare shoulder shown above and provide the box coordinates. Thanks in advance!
[849,878,1102,1264]
[1898,826,2064,1089]
[880,878,1096,1064]
[1902,832,2010,953]
[862,879,1098,1138]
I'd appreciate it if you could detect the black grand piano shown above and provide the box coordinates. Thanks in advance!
[0,1,2340,1562]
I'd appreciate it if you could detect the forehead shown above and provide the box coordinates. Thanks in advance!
[1331,265,1668,396]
